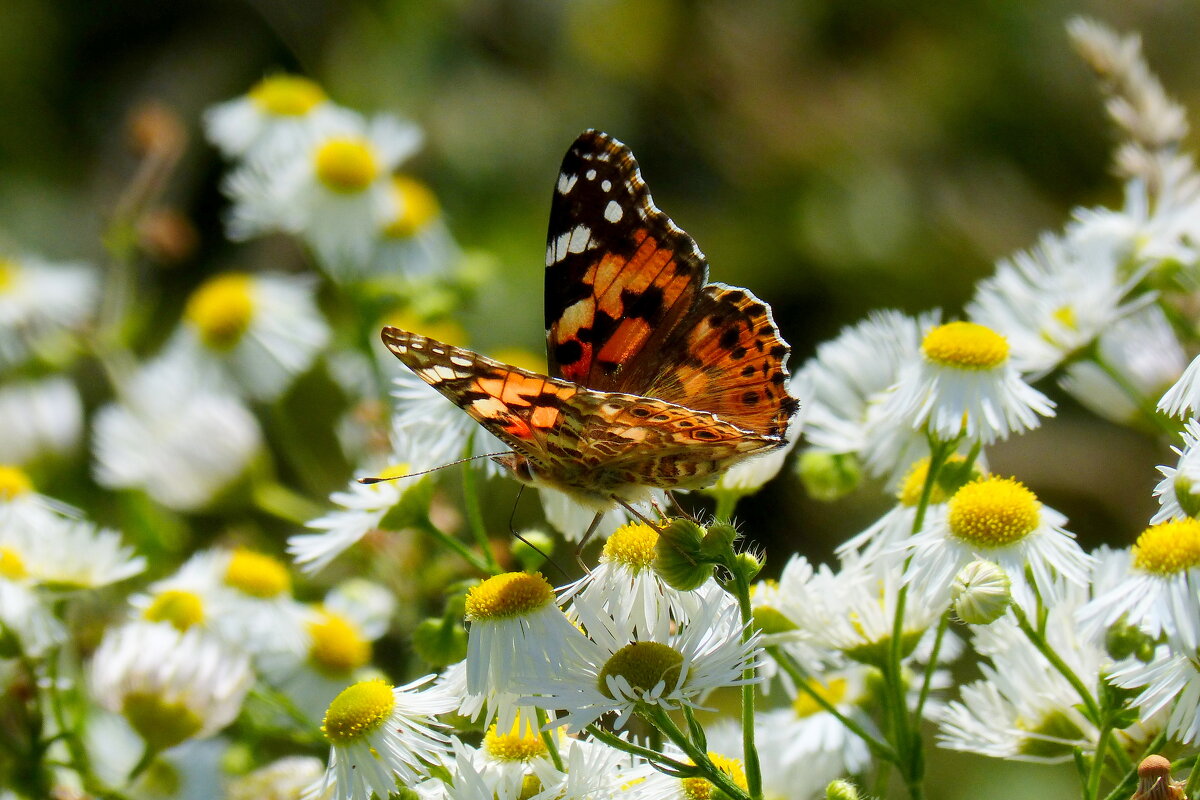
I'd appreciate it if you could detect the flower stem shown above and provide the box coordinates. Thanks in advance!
[536,709,564,772]
[415,514,493,574]
[460,443,500,573]
[913,611,950,725]
[1011,604,1102,723]
[725,554,764,800]
[585,723,693,775]
[1091,351,1178,437]
[644,706,752,800]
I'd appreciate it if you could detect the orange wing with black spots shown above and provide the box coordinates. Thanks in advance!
[544,131,797,438]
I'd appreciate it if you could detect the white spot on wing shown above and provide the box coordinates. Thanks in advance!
[557,172,578,194]
[554,232,569,263]
[586,169,597,180]
[450,355,473,367]
[567,225,592,254]
[604,200,623,223]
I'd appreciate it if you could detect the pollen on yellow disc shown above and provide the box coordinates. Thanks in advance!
[947,477,1040,548]
[0,258,17,291]
[922,322,1009,369]
[602,522,660,570]
[792,676,849,718]
[314,138,379,193]
[249,75,327,116]
[681,752,748,800]
[224,548,291,599]
[307,611,371,677]
[0,465,34,499]
[1132,519,1200,576]
[143,590,205,631]
[483,722,547,761]
[383,175,439,238]
[464,572,555,621]
[0,546,27,581]
[321,678,395,743]
[184,273,255,351]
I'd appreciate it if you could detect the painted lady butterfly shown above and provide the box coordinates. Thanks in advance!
[382,131,798,532]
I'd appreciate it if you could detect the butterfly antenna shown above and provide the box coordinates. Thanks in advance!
[507,486,568,579]
[358,451,515,484]
[573,511,607,573]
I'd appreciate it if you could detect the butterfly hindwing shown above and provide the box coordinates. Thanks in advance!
[545,130,710,394]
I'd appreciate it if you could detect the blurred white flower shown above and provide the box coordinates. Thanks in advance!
[0,377,83,465]
[0,253,97,368]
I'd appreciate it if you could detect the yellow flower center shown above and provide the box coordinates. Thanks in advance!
[248,75,327,116]
[947,477,1040,548]
[1132,519,1200,576]
[597,641,685,699]
[483,722,547,762]
[143,590,205,631]
[922,322,1009,370]
[0,258,16,292]
[602,522,660,570]
[314,138,379,193]
[0,546,27,580]
[307,611,371,678]
[322,679,395,744]
[382,175,439,238]
[122,691,204,751]
[0,465,33,499]
[224,548,291,599]
[792,677,849,718]
[184,273,255,351]
[465,573,555,621]
[681,753,748,800]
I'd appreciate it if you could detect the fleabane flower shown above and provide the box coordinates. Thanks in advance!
[224,111,422,278]
[164,271,330,401]
[0,508,144,590]
[902,476,1092,610]
[881,321,1055,445]
[1078,519,1200,640]
[1109,615,1200,746]
[520,590,761,732]
[0,252,98,368]
[91,356,262,512]
[1151,417,1200,523]
[205,73,356,161]
[89,622,254,752]
[623,747,748,800]
[0,377,84,465]
[289,462,427,575]
[227,755,331,800]
[464,572,587,697]
[1159,351,1200,419]
[316,676,455,800]
[369,174,461,279]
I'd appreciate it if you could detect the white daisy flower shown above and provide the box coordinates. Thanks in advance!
[0,252,98,368]
[452,720,558,800]
[89,621,254,751]
[289,461,428,575]
[1077,519,1200,640]
[1109,620,1200,746]
[521,590,761,732]
[0,377,83,465]
[463,572,589,698]
[316,676,456,800]
[227,755,331,800]
[0,579,65,656]
[1159,351,1200,419]
[880,321,1055,446]
[368,175,462,280]
[1151,417,1200,524]
[390,366,508,478]
[203,547,309,657]
[225,111,422,278]
[91,356,262,512]
[163,271,330,401]
[323,578,396,640]
[0,506,144,590]
[436,659,533,737]
[620,745,747,800]
[1059,304,1184,424]
[901,476,1092,611]
[966,230,1147,376]
[204,74,356,161]
[799,309,936,481]
[527,734,636,800]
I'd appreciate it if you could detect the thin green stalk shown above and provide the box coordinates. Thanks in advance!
[252,481,325,525]
[415,514,493,574]
[1092,352,1178,437]
[1100,730,1166,800]
[460,445,500,573]
[713,491,740,522]
[1086,724,1113,800]
[126,744,159,788]
[646,707,752,800]
[535,710,564,772]
[769,646,897,763]
[913,611,950,725]
[725,555,763,800]
[1185,752,1200,800]
[585,723,693,775]
[1011,604,1101,723]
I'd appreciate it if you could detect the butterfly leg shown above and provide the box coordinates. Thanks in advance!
[574,510,607,572]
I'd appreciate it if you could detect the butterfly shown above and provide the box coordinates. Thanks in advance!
[382,130,798,539]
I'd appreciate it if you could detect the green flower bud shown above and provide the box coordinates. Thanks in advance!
[1105,619,1157,663]
[798,451,861,501]
[655,519,713,591]
[951,560,1011,625]
[412,616,467,666]
[826,779,860,800]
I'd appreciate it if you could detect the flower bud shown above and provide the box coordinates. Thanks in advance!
[411,616,467,667]
[951,560,1011,624]
[798,451,861,501]
[655,519,713,591]
[826,779,860,800]
[1105,620,1158,663]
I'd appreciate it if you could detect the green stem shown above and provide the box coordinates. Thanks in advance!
[913,611,950,726]
[1092,352,1178,437]
[1101,732,1166,800]
[585,723,693,775]
[713,491,740,522]
[252,481,325,525]
[461,445,500,573]
[1011,605,1102,723]
[1185,752,1200,800]
[536,710,564,772]
[415,514,492,574]
[645,706,752,800]
[1086,724,1112,800]
[126,744,159,788]
[726,556,763,800]
[769,647,897,763]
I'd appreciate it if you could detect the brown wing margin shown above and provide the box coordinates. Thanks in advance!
[544,130,710,393]
[641,283,799,440]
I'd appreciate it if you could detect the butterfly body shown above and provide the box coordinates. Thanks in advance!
[383,130,798,515]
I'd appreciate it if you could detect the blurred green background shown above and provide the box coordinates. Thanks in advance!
[0,2,1195,792]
